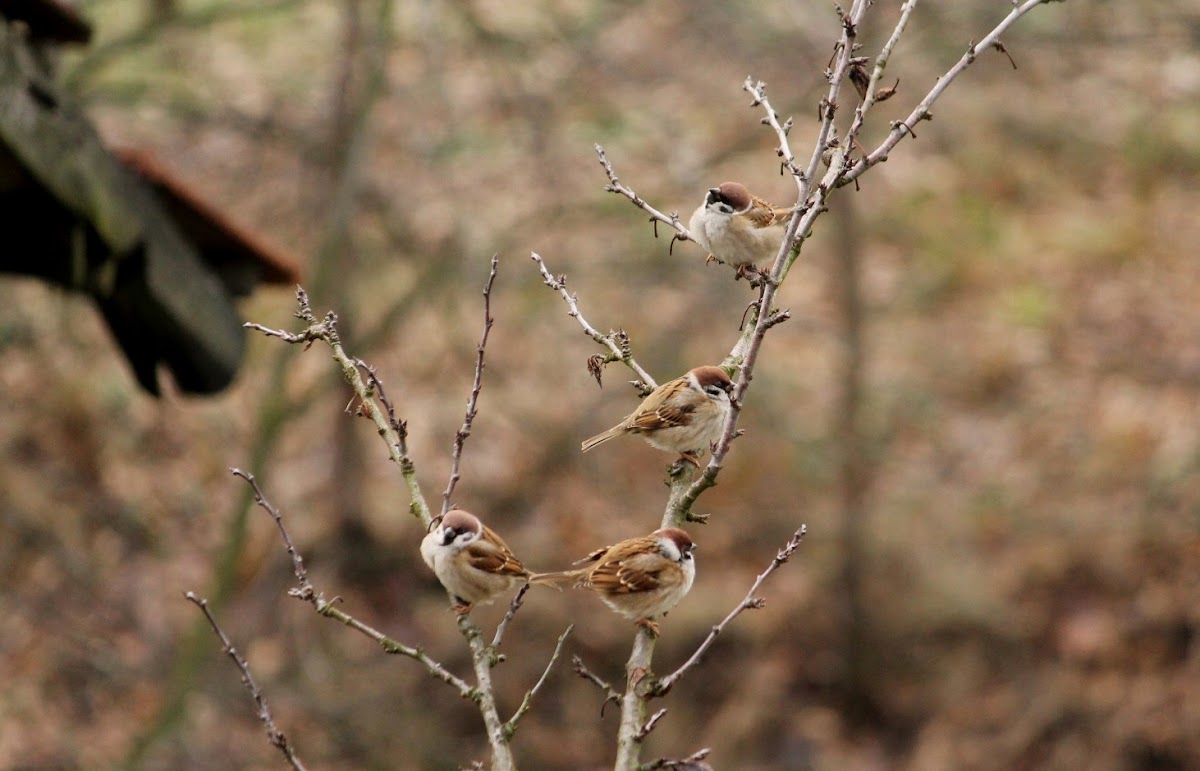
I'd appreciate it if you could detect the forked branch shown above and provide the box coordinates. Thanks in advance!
[442,254,500,517]
[246,286,433,527]
[184,592,308,771]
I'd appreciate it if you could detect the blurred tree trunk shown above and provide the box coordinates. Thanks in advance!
[328,0,367,573]
[832,195,877,721]
[147,0,177,23]
[319,0,395,587]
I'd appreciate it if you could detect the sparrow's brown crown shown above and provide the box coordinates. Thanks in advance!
[709,182,753,212]
[690,366,734,393]
[441,510,482,538]
[656,527,696,556]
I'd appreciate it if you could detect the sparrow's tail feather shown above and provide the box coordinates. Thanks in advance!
[581,426,622,452]
[528,570,583,588]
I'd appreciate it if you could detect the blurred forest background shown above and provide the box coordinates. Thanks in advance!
[2,1,1199,769]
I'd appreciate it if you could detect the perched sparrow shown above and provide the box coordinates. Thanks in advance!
[533,528,697,636]
[581,366,734,464]
[688,182,794,271]
[420,510,531,614]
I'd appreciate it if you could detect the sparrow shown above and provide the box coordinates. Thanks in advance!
[581,366,734,464]
[420,510,532,614]
[532,528,697,636]
[688,182,794,275]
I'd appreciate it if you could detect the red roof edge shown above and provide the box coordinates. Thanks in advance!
[116,147,303,287]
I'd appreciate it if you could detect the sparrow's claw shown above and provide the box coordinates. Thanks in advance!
[452,602,473,616]
[679,452,702,469]
[734,261,768,287]
[635,618,661,638]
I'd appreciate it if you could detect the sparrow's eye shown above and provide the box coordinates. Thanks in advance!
[704,384,728,398]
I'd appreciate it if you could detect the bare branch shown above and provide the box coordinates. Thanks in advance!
[655,526,808,695]
[354,360,408,447]
[230,468,312,594]
[244,286,332,346]
[744,77,804,181]
[491,583,531,650]
[842,0,919,155]
[595,144,693,251]
[245,286,433,527]
[847,0,1057,185]
[636,708,668,742]
[442,255,499,518]
[572,655,621,709]
[639,747,713,771]
[530,252,657,388]
[229,469,474,699]
[503,625,574,739]
[614,630,657,771]
[184,592,308,771]
[456,614,519,768]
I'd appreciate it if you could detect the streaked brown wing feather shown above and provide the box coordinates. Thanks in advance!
[612,552,666,593]
[583,536,661,594]
[746,196,792,229]
[574,545,613,565]
[625,378,700,432]
[465,528,528,577]
[629,401,697,431]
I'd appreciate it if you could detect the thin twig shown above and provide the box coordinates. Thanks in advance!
[442,255,499,517]
[503,625,574,739]
[655,526,807,695]
[572,655,621,710]
[639,747,713,771]
[354,360,408,449]
[245,286,432,527]
[842,0,919,155]
[530,252,656,388]
[491,583,531,650]
[184,592,308,771]
[636,708,668,742]
[230,468,311,595]
[595,144,694,249]
[744,76,804,181]
[846,0,1056,185]
[230,469,474,698]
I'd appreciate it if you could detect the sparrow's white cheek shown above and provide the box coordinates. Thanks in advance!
[680,557,696,597]
[419,533,441,570]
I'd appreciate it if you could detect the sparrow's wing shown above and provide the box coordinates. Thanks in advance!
[585,536,665,595]
[574,544,614,565]
[625,378,701,432]
[465,527,529,577]
[746,196,793,229]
